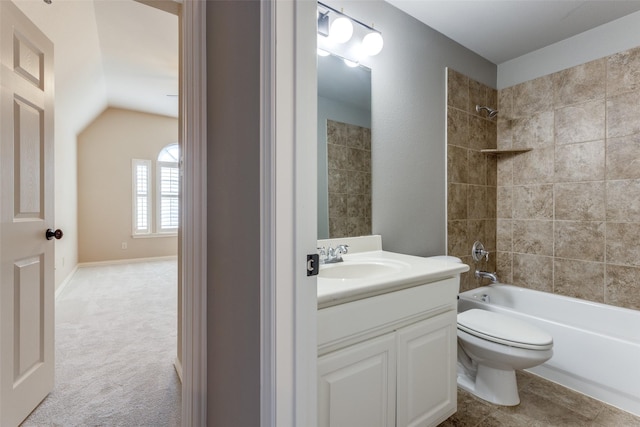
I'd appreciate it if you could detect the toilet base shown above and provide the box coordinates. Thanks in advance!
[457,364,520,406]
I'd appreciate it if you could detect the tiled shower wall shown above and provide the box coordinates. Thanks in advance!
[327,119,372,238]
[496,46,640,310]
[446,69,498,291]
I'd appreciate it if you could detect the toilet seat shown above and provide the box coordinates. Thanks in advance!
[458,309,553,350]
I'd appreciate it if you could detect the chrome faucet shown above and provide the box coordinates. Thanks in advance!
[472,241,498,283]
[318,244,349,264]
[475,270,499,283]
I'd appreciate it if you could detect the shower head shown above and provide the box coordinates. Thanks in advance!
[476,105,498,118]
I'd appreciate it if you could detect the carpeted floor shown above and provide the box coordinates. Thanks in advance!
[21,260,181,427]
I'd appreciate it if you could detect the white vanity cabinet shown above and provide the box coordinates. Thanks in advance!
[317,277,459,427]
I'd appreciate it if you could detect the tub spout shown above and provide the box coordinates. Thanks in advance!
[475,269,499,283]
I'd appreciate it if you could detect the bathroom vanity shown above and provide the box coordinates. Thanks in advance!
[317,236,469,427]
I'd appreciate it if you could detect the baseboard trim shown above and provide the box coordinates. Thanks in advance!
[55,265,79,300]
[174,357,183,383]
[78,255,178,268]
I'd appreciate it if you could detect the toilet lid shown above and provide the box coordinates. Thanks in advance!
[457,309,553,350]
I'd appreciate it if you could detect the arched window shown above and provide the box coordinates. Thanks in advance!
[132,143,179,235]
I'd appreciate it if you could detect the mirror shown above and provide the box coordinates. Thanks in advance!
[317,53,372,239]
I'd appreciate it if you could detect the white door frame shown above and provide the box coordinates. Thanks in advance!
[180,0,207,425]
[181,1,317,425]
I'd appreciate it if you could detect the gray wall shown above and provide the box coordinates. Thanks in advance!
[207,1,261,425]
[328,1,496,256]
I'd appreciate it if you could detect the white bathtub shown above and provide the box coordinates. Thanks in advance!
[458,284,640,416]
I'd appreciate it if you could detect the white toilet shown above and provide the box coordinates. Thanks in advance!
[456,308,553,405]
[427,254,553,405]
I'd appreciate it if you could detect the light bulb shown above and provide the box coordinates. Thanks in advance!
[362,32,383,56]
[330,17,353,44]
[343,58,359,68]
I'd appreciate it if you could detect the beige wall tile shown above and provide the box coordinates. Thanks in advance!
[512,184,554,219]
[487,155,497,187]
[555,221,605,262]
[552,58,606,107]
[554,100,605,145]
[447,107,469,148]
[497,186,513,219]
[497,118,513,149]
[448,220,468,257]
[327,143,348,170]
[607,90,640,138]
[347,216,370,237]
[448,183,468,220]
[513,147,555,185]
[554,181,605,221]
[469,116,489,151]
[512,111,554,149]
[513,253,553,292]
[346,124,365,149]
[329,193,347,218]
[606,133,640,180]
[554,259,604,302]
[347,147,369,172]
[606,222,640,266]
[498,86,514,119]
[329,217,347,238]
[327,120,347,145]
[495,251,513,284]
[606,179,640,222]
[512,75,554,118]
[468,185,488,219]
[447,145,468,183]
[497,219,512,252]
[605,264,640,309]
[467,150,487,185]
[497,156,513,186]
[447,68,469,111]
[328,168,348,194]
[513,220,554,256]
[607,46,640,97]
[469,219,496,250]
[554,140,605,182]
[347,194,366,218]
[347,170,370,194]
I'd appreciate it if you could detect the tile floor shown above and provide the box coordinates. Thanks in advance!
[439,371,640,426]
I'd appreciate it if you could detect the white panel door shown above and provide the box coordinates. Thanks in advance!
[0,2,55,426]
[396,311,457,427]
[318,333,396,427]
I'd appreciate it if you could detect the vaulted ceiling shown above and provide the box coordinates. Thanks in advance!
[14,0,178,138]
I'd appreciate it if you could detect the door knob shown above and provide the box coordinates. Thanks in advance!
[45,228,63,240]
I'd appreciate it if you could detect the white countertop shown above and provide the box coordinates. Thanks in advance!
[317,250,469,309]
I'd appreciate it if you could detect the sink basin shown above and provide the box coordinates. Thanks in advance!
[319,260,405,280]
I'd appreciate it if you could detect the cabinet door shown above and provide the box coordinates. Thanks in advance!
[318,333,396,427]
[396,311,457,427]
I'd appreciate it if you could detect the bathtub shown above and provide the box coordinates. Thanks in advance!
[458,284,640,416]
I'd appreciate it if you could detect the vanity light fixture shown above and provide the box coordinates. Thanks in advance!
[317,48,330,57]
[317,1,383,56]
[330,16,353,43]
[343,58,359,67]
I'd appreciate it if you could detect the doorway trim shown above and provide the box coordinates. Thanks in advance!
[181,0,207,425]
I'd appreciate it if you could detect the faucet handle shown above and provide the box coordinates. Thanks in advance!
[317,246,326,257]
[336,244,349,255]
[472,241,489,263]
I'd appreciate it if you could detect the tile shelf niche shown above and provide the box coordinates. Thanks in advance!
[480,148,532,155]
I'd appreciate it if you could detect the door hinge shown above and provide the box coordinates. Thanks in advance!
[307,254,319,276]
